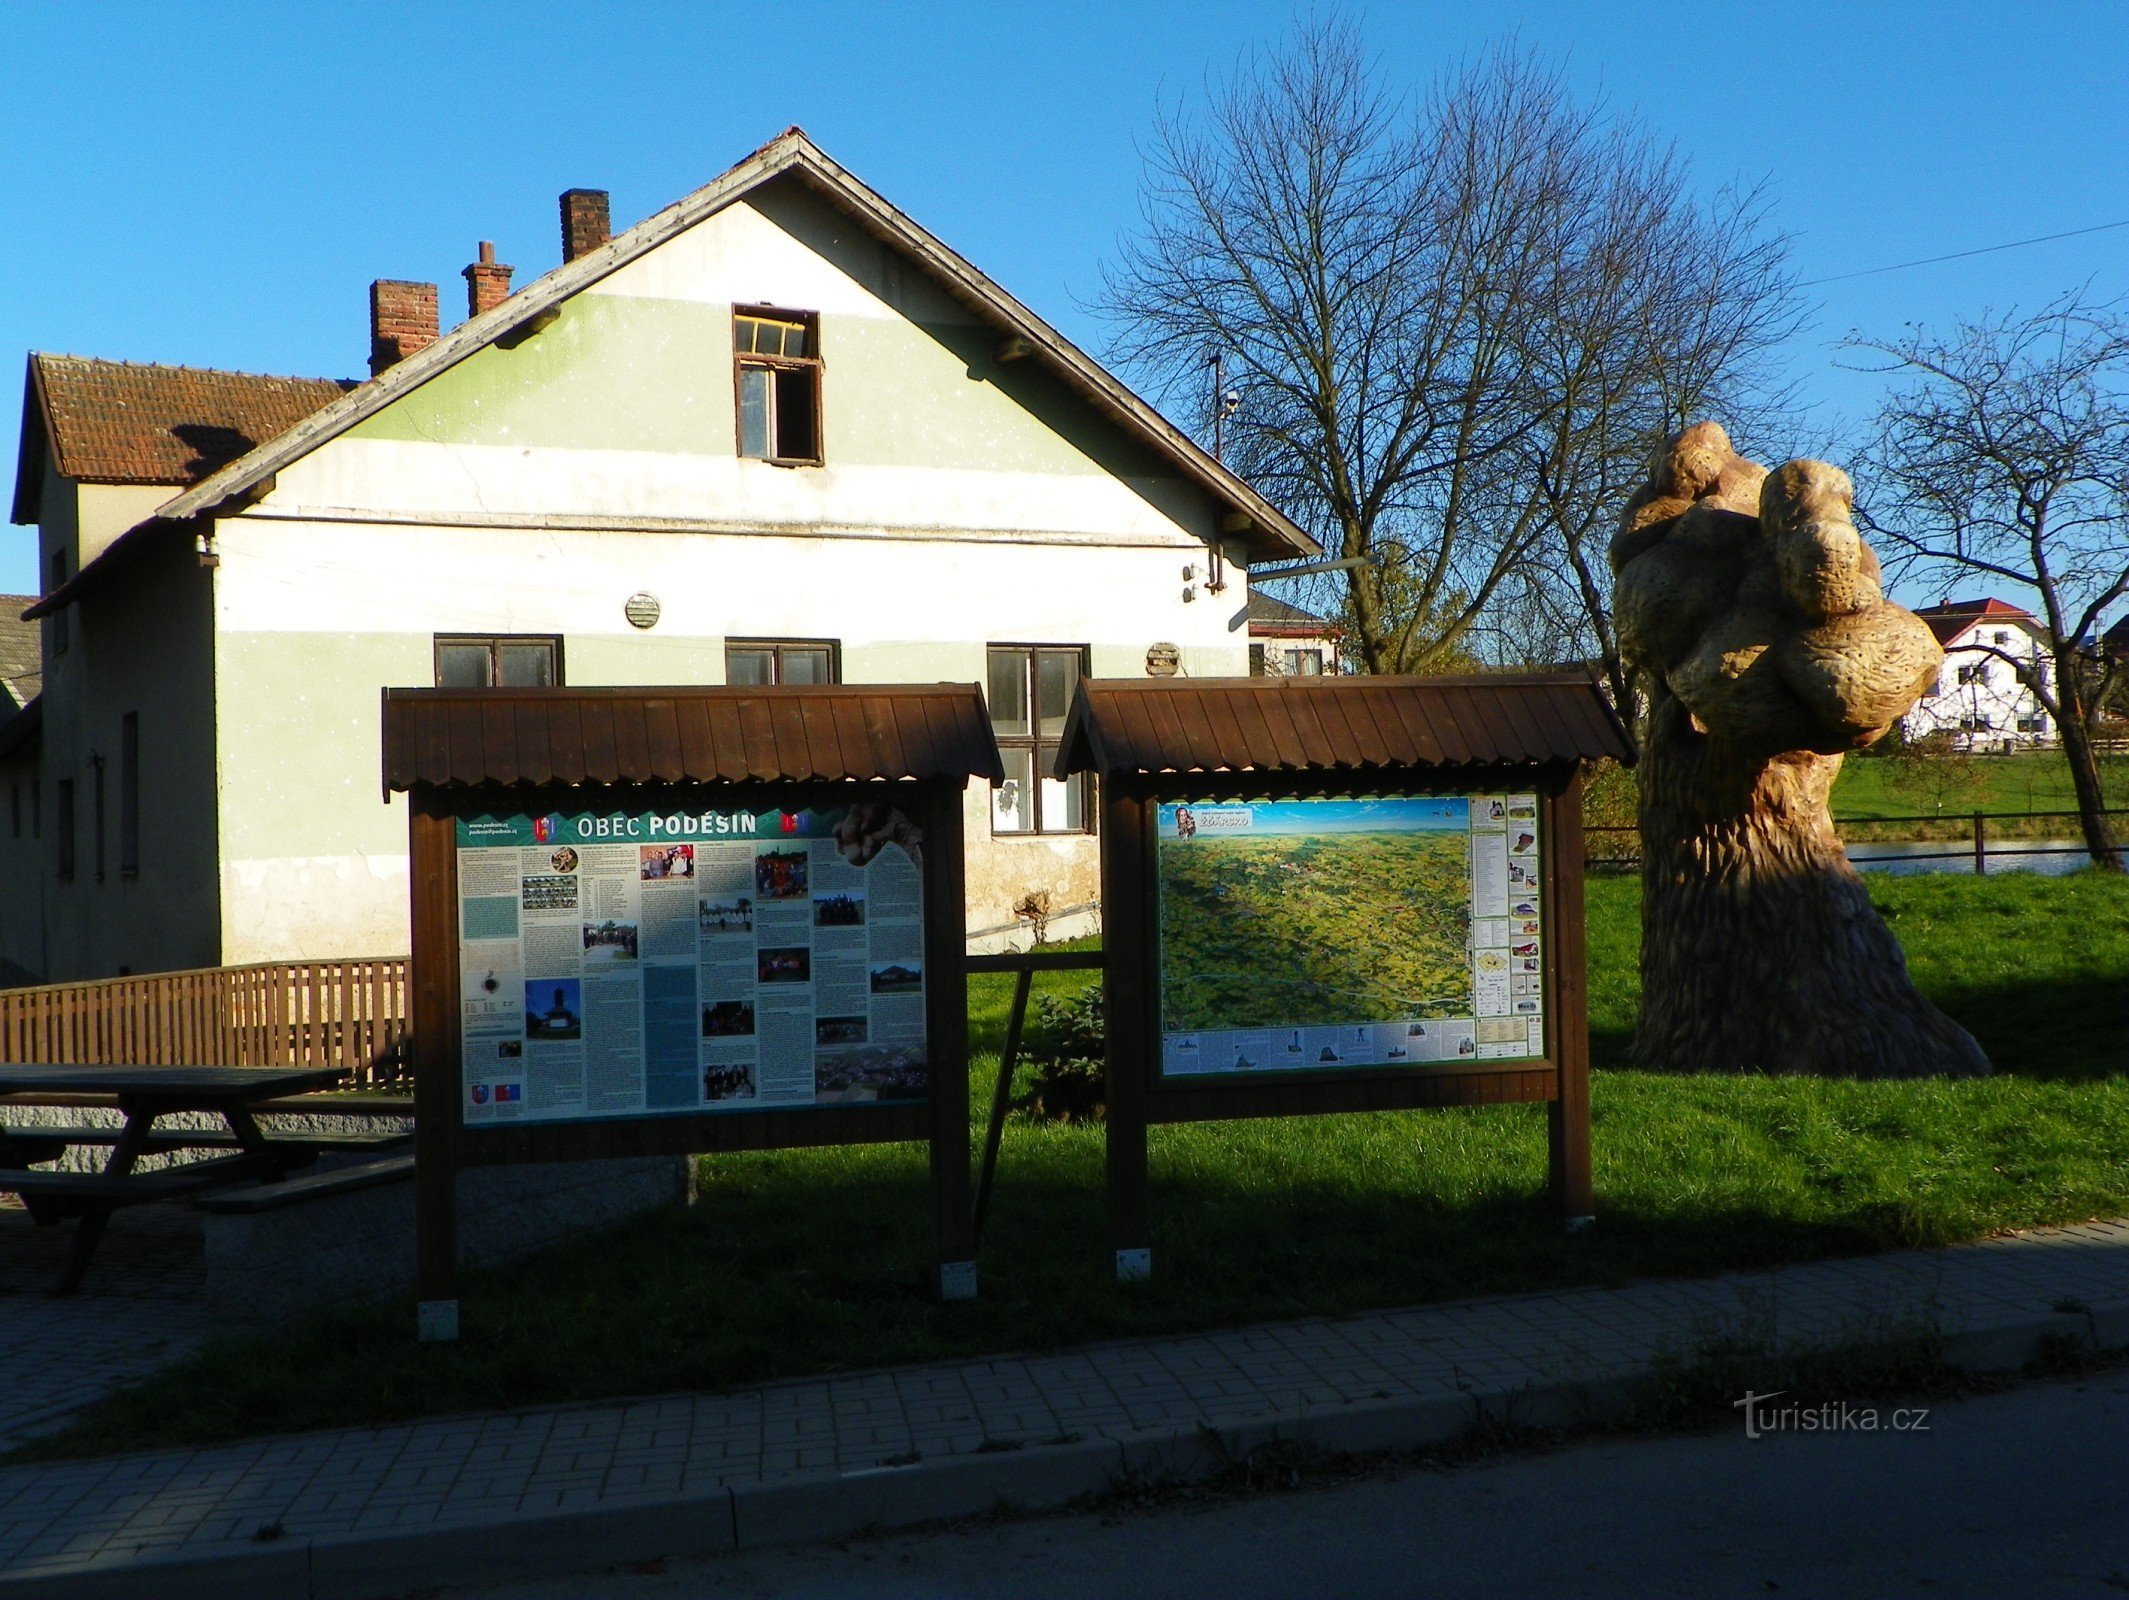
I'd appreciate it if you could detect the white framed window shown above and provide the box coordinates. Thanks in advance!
[986,645,1089,835]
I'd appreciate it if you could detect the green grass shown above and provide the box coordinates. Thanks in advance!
[1160,830,1473,1028]
[1832,751,2126,823]
[17,876,2129,1461]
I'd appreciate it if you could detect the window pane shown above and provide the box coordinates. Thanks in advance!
[438,643,492,687]
[727,648,775,686]
[987,649,1029,737]
[781,647,832,685]
[774,368,817,460]
[1037,750,1083,832]
[739,366,772,458]
[992,746,1033,834]
[1285,649,1323,676]
[1035,650,1079,737]
[498,643,555,687]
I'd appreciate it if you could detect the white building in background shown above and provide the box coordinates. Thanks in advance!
[1903,598,2056,752]
[1245,591,1342,676]
[2,130,1315,983]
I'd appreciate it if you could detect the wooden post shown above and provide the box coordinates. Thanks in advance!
[924,781,977,1301]
[1102,783,1152,1280]
[410,792,463,1341]
[971,964,1032,1247]
[1545,767,1595,1227]
[1973,810,1986,876]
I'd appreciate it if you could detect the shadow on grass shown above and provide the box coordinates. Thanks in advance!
[25,1102,2084,1463]
[1597,979,2127,1082]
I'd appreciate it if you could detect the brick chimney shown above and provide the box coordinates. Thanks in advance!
[560,189,610,263]
[369,279,439,375]
[463,241,514,319]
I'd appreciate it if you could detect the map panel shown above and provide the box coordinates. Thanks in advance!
[1155,794,1543,1079]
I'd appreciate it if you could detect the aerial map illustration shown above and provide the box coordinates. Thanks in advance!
[1155,795,1544,1077]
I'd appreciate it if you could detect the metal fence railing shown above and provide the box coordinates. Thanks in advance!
[1585,807,2129,874]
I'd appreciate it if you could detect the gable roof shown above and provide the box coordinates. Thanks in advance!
[381,683,1003,792]
[0,594,37,711]
[1245,590,1340,637]
[1054,673,1632,778]
[27,129,1315,622]
[1913,598,2039,647]
[12,356,356,522]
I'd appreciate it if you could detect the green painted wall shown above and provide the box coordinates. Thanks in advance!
[345,183,1187,495]
[214,631,424,863]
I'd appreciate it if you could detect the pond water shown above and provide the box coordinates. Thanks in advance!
[1589,840,2123,877]
[1844,840,2124,876]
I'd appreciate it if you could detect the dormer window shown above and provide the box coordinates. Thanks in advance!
[734,307,821,465]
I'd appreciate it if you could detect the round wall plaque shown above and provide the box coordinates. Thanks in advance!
[624,592,661,630]
[1145,642,1180,677]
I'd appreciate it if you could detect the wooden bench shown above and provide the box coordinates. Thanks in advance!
[193,1153,416,1214]
[0,1152,283,1207]
[1,1125,410,1168]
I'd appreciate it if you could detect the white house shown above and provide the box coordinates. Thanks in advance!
[1245,591,1342,676]
[1903,598,2055,752]
[3,130,1314,984]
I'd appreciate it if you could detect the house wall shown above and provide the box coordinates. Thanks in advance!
[0,741,44,984]
[1903,622,2056,752]
[36,478,178,579]
[209,521,1238,960]
[202,176,1252,963]
[7,174,1283,976]
[25,533,220,980]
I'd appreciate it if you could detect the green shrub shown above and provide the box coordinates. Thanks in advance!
[1023,984,1106,1121]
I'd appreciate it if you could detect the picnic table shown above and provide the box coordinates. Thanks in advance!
[0,1064,358,1293]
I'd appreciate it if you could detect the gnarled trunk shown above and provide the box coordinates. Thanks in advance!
[1634,697,1989,1077]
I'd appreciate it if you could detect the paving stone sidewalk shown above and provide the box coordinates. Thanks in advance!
[3,1218,2128,1599]
[0,1203,215,1452]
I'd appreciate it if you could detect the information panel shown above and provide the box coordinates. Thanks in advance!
[454,803,927,1125]
[1154,793,1542,1080]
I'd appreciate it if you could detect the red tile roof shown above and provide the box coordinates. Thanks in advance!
[27,354,356,488]
[1912,598,2037,647]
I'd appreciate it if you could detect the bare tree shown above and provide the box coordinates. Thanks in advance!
[1510,167,1800,725]
[1852,293,2129,869]
[1101,22,1798,696]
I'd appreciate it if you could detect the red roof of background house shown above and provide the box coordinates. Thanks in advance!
[1245,590,1343,638]
[1911,597,2037,647]
[13,354,356,521]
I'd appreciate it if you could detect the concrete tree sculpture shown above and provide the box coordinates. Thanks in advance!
[1611,422,1989,1077]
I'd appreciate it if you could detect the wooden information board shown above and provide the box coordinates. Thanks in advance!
[384,684,1002,1338]
[1055,674,1631,1281]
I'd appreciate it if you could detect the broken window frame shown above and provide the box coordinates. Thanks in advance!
[733,307,823,466]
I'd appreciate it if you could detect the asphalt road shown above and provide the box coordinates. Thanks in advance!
[443,1368,2129,1599]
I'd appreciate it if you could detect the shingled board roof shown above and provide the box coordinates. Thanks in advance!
[1054,674,1631,778]
[382,684,1004,794]
[13,356,356,522]
[0,594,39,711]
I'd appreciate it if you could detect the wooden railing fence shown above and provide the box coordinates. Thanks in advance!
[0,958,411,1089]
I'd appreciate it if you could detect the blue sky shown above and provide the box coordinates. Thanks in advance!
[1160,798,1468,836]
[4,2,2123,597]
